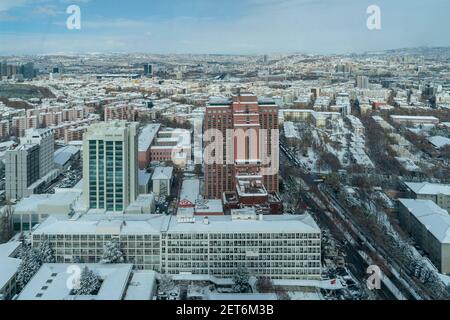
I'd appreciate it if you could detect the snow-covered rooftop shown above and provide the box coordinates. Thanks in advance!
[167,214,320,234]
[54,145,80,166]
[207,293,278,300]
[179,179,200,204]
[399,199,450,244]
[428,136,450,149]
[0,242,22,292]
[18,264,133,300]
[152,166,174,180]
[138,123,161,152]
[33,214,167,235]
[32,213,320,236]
[124,271,157,300]
[283,121,299,139]
[405,182,450,196]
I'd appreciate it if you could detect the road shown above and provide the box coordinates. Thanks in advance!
[280,142,427,300]
[319,183,428,300]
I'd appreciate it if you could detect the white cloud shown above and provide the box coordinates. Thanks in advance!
[0,0,29,12]
[33,5,59,16]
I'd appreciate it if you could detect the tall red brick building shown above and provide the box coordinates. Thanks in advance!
[204,93,281,213]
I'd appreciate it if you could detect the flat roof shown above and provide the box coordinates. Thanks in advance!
[18,264,133,300]
[152,166,173,180]
[54,145,80,165]
[32,213,320,236]
[167,214,320,234]
[390,115,439,120]
[0,242,21,290]
[207,293,277,300]
[399,199,450,243]
[124,271,157,300]
[33,214,168,235]
[138,123,161,152]
[179,179,200,204]
[428,136,450,149]
[405,182,450,196]
[138,170,152,185]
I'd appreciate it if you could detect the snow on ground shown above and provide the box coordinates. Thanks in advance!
[289,291,322,300]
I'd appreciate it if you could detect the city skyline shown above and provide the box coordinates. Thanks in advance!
[1,0,450,55]
[1,0,450,304]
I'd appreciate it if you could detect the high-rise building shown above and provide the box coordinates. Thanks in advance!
[12,116,27,137]
[356,75,370,89]
[82,121,139,213]
[0,120,10,139]
[0,61,7,77]
[5,144,40,201]
[6,128,56,201]
[20,128,55,179]
[20,62,35,79]
[143,63,153,76]
[204,93,280,208]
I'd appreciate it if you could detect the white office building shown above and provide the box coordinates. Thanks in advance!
[82,121,139,213]
[31,211,321,280]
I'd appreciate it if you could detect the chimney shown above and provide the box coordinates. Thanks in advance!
[259,214,264,221]
[203,216,210,225]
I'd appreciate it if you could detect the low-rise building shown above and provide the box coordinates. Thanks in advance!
[405,182,450,212]
[398,199,450,274]
[18,264,135,300]
[31,212,321,280]
[390,115,439,126]
[0,241,22,300]
[13,190,82,232]
[151,167,174,197]
[138,123,160,170]
[150,128,191,168]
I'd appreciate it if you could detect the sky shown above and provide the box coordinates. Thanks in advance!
[0,0,449,55]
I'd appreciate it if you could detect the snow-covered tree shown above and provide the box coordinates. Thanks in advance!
[73,267,102,296]
[276,287,291,300]
[158,274,175,294]
[232,267,250,293]
[101,240,125,264]
[256,277,274,293]
[445,285,450,300]
[37,240,55,264]
[16,247,41,290]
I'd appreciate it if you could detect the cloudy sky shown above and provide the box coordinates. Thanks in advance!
[0,0,449,55]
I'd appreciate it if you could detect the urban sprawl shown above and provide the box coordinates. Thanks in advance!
[0,48,449,301]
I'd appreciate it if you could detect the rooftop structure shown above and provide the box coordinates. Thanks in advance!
[18,264,134,300]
